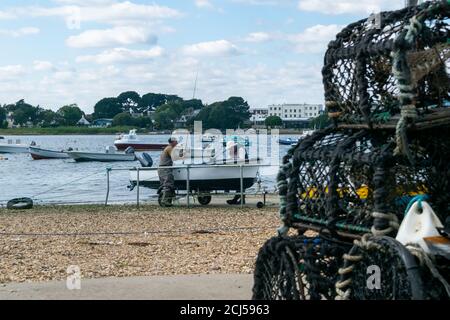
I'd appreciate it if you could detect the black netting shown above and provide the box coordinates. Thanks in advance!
[255,2,450,301]
[340,236,424,300]
[253,236,349,300]
[281,127,450,235]
[323,0,450,124]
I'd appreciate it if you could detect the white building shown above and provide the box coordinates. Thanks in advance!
[6,112,14,128]
[77,115,91,126]
[268,103,322,120]
[249,107,269,124]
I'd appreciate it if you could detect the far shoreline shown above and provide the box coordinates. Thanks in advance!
[0,126,161,136]
[0,127,307,136]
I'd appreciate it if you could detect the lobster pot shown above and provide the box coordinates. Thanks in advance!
[394,126,450,222]
[323,1,449,125]
[283,128,450,236]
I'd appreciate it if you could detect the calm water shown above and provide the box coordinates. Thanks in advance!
[0,134,296,206]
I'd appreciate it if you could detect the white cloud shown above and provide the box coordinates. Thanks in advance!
[288,24,342,53]
[0,11,15,19]
[20,1,182,25]
[0,65,26,81]
[231,0,289,5]
[195,0,214,8]
[33,61,54,71]
[182,40,239,57]
[244,32,274,43]
[76,47,164,64]
[66,26,157,48]
[53,0,116,4]
[298,0,403,15]
[0,27,40,37]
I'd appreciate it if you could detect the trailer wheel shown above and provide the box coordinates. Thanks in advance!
[197,195,212,206]
[158,192,173,207]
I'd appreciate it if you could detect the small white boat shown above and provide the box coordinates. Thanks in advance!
[114,129,167,151]
[29,146,71,160]
[0,139,30,153]
[130,158,260,192]
[68,146,136,162]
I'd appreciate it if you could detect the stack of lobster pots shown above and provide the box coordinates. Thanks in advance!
[253,0,450,300]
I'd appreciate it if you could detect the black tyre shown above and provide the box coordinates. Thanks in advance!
[7,198,33,210]
[158,192,173,207]
[197,195,212,206]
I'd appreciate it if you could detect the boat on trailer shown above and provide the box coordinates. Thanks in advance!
[114,130,167,151]
[129,153,261,206]
[29,146,71,160]
[68,146,136,162]
[130,162,259,191]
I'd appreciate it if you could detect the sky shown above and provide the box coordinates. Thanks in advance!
[0,0,409,113]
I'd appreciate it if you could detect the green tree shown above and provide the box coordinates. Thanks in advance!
[134,116,153,129]
[153,102,185,130]
[38,109,63,127]
[265,115,283,128]
[9,100,39,126]
[112,112,135,126]
[309,113,330,129]
[117,91,141,112]
[93,97,122,119]
[181,99,203,110]
[58,104,84,126]
[138,93,181,113]
[194,97,250,130]
[0,106,7,128]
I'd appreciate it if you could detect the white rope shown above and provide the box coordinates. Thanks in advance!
[371,211,400,236]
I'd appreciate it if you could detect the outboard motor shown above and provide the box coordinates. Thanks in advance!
[136,153,153,168]
[124,146,135,154]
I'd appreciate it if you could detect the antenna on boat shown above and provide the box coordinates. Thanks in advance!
[192,70,199,100]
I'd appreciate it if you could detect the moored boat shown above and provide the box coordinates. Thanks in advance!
[114,130,167,151]
[278,137,297,145]
[29,146,71,160]
[68,146,136,162]
[0,139,30,153]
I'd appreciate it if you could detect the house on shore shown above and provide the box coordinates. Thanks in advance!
[90,118,113,128]
[77,115,91,126]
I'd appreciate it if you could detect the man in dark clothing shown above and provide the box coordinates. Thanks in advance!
[158,138,178,206]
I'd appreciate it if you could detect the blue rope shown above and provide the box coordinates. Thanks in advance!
[404,194,429,215]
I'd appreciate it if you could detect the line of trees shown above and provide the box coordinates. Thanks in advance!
[0,92,252,131]
[0,100,84,128]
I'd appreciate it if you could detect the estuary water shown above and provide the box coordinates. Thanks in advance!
[0,134,295,206]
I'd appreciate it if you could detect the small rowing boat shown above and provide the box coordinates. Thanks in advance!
[68,146,136,162]
[29,146,71,160]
